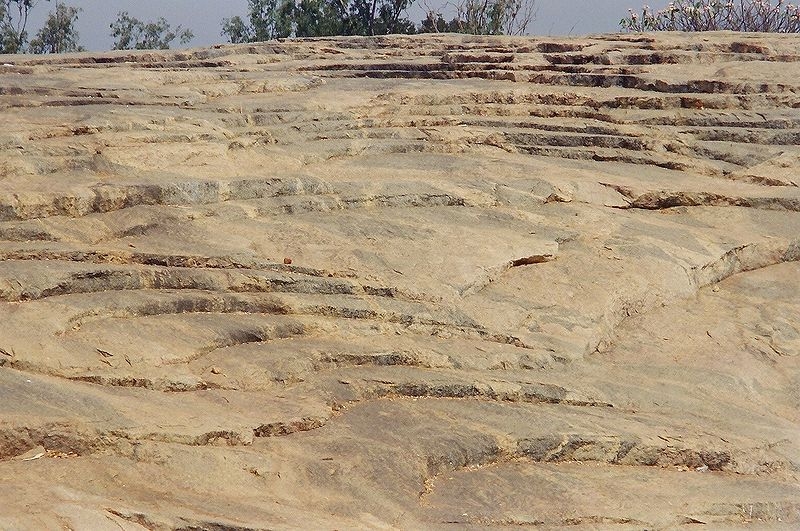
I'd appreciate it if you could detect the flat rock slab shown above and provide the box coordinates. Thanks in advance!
[1,33,799,528]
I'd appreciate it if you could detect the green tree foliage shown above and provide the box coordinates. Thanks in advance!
[1,0,50,53]
[286,0,348,36]
[221,0,415,41]
[222,0,286,42]
[220,14,252,43]
[346,0,417,35]
[110,11,194,50]
[419,12,461,33]
[29,2,83,53]
[422,0,535,35]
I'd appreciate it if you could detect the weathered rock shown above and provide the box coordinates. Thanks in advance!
[1,33,799,529]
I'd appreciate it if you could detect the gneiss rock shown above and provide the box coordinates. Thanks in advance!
[0,33,798,529]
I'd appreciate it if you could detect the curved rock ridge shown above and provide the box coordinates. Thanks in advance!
[1,33,799,529]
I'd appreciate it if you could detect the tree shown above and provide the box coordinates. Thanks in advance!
[221,0,415,41]
[284,0,348,37]
[110,11,194,50]
[622,1,800,33]
[222,0,290,42]
[346,0,416,35]
[1,0,50,53]
[418,11,462,33]
[420,0,536,35]
[220,14,253,43]
[29,2,83,53]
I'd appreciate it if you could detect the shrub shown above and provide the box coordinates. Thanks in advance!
[621,0,800,32]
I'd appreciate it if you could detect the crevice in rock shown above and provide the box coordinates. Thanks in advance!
[590,238,800,356]
[12,288,529,354]
[0,423,102,461]
[106,508,269,531]
[518,434,732,470]
[65,374,220,392]
[460,253,555,297]
[416,429,785,515]
[0,249,356,279]
[361,380,613,408]
[601,182,800,212]
[253,417,326,437]
[63,293,293,332]
[0,262,424,304]
[0,176,334,222]
[692,239,800,288]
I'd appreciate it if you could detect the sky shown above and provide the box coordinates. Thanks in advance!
[24,0,674,52]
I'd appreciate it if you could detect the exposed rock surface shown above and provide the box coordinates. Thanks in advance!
[1,32,799,529]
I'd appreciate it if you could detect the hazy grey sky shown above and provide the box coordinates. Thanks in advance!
[26,0,672,51]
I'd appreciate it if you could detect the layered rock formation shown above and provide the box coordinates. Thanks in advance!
[1,32,799,529]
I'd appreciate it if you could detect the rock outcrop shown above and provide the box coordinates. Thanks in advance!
[1,33,799,529]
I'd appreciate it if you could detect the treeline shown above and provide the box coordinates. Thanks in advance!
[1,1,192,54]
[1,0,534,54]
[4,0,799,55]
[221,0,535,42]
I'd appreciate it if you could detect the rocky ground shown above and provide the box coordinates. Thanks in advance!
[1,32,799,529]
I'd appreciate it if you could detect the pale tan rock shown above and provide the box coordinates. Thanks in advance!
[0,33,799,528]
